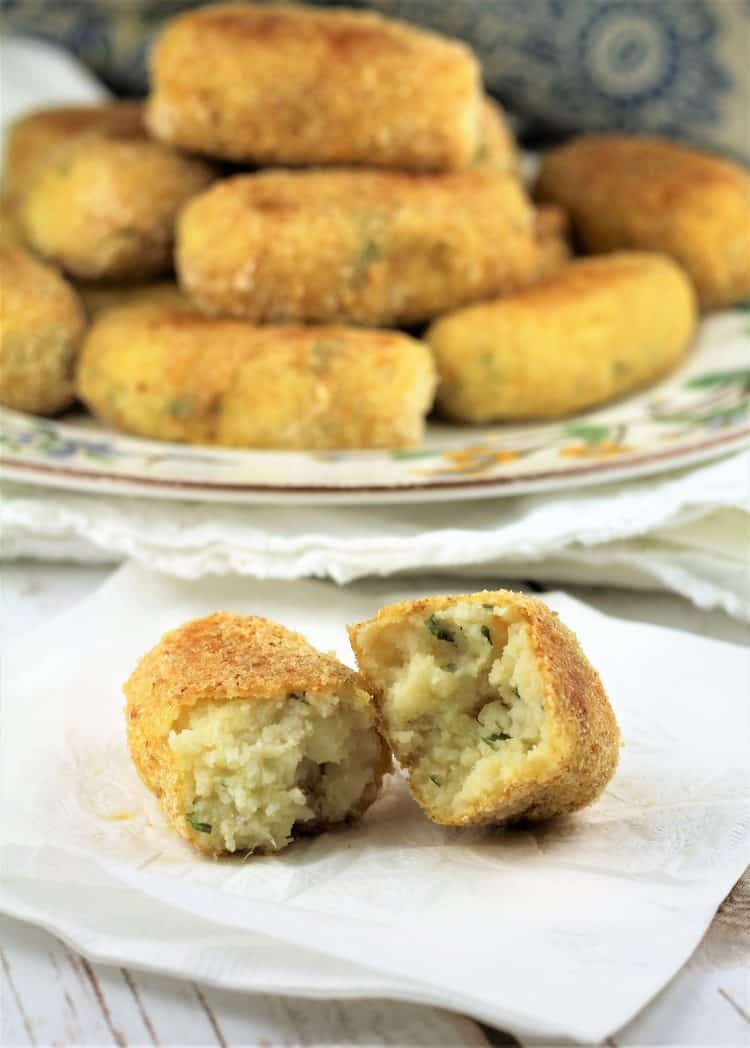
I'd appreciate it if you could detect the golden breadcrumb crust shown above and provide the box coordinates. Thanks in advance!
[147,2,481,171]
[0,245,86,414]
[535,134,750,310]
[427,252,696,422]
[19,131,214,281]
[177,169,547,326]
[4,102,144,196]
[124,612,390,854]
[77,303,436,449]
[349,590,620,826]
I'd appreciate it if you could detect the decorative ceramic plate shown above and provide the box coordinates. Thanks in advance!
[1,307,748,504]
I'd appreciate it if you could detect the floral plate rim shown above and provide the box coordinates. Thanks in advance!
[1,306,748,504]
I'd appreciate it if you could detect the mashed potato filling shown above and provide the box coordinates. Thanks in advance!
[377,602,549,815]
[169,694,380,853]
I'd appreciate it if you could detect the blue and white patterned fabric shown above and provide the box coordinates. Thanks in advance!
[1,0,748,158]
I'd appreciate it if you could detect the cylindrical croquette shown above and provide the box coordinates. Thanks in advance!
[146,2,482,171]
[427,252,697,423]
[4,102,144,196]
[77,303,437,449]
[535,134,750,310]
[124,612,390,855]
[348,590,620,827]
[0,246,86,414]
[177,169,547,326]
[19,130,214,281]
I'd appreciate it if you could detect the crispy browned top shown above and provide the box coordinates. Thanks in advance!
[125,611,363,730]
[471,251,689,311]
[203,167,523,213]
[11,102,144,139]
[164,2,473,61]
[537,134,750,203]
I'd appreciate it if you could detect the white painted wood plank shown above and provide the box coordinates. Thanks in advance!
[196,984,492,1047]
[0,945,35,1047]
[0,916,114,1045]
[122,968,221,1046]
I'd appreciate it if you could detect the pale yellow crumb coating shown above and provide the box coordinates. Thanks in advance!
[19,132,214,281]
[349,590,619,827]
[0,246,86,414]
[427,252,697,423]
[146,2,481,171]
[177,169,547,326]
[4,102,144,196]
[125,613,390,856]
[77,303,436,449]
[535,134,750,310]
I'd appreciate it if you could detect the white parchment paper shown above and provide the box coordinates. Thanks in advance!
[1,564,748,1044]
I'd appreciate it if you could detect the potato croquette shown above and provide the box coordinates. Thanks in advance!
[0,246,86,414]
[76,280,187,319]
[177,169,545,326]
[535,134,750,310]
[125,613,389,856]
[473,97,518,174]
[4,102,144,196]
[427,253,697,423]
[147,2,482,171]
[77,304,436,449]
[19,132,214,281]
[0,194,25,248]
[348,591,619,827]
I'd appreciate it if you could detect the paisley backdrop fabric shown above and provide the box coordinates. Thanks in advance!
[1,0,748,159]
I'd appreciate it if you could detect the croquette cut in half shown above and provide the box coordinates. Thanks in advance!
[77,303,436,449]
[427,252,696,423]
[19,125,214,281]
[147,2,481,172]
[177,169,551,327]
[535,134,750,310]
[0,246,86,414]
[349,592,619,827]
[125,613,389,856]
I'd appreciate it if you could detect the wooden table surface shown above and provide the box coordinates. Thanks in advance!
[1,562,748,1047]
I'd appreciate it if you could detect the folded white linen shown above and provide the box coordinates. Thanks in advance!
[2,450,748,619]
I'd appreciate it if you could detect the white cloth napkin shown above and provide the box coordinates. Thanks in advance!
[1,563,748,1044]
[3,449,749,620]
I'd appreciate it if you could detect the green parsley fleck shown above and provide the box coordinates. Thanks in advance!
[481,603,495,610]
[443,662,458,673]
[482,732,511,749]
[186,813,212,834]
[481,624,492,642]
[429,775,442,787]
[425,614,455,643]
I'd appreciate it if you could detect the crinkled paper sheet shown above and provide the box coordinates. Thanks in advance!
[1,564,748,1044]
